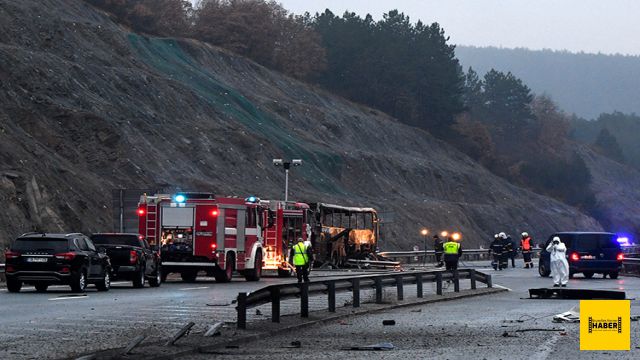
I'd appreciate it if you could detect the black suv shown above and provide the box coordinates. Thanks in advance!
[90,233,162,288]
[4,233,112,293]
[539,232,623,279]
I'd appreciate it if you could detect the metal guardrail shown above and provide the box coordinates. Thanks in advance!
[235,268,492,329]
[622,258,640,275]
[378,248,542,263]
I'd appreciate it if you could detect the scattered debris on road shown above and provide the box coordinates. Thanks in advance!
[529,288,625,299]
[515,328,565,333]
[165,322,195,346]
[122,335,146,355]
[204,322,224,337]
[382,320,396,326]
[501,331,518,338]
[341,342,394,351]
[282,341,302,348]
[553,311,580,323]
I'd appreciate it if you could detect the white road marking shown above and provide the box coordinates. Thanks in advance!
[494,284,513,291]
[48,295,89,301]
[179,286,209,291]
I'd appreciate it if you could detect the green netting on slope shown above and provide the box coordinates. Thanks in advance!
[126,34,344,194]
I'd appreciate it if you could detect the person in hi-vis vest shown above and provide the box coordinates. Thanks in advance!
[443,236,462,271]
[289,238,314,283]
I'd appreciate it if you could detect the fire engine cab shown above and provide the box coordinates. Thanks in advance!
[259,200,310,277]
[138,192,265,282]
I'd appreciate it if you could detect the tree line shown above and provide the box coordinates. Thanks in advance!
[86,0,326,79]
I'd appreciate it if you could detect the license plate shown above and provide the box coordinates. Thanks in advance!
[26,257,48,263]
[581,255,596,260]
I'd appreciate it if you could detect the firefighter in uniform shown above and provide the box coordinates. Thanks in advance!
[443,236,462,271]
[289,238,313,283]
[433,235,444,267]
[506,234,517,268]
[520,232,534,268]
[490,233,505,270]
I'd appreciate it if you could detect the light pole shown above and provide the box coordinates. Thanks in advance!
[273,159,302,202]
[421,228,429,265]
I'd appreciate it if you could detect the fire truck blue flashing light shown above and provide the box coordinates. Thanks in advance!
[174,194,186,203]
[247,196,257,203]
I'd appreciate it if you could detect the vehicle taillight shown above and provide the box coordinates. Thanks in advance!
[60,267,70,273]
[617,253,624,261]
[211,243,217,249]
[137,208,146,216]
[5,250,20,259]
[570,253,580,261]
[5,265,15,273]
[55,252,76,261]
[130,250,138,264]
[211,209,219,217]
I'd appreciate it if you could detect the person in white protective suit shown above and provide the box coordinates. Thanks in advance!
[546,236,569,287]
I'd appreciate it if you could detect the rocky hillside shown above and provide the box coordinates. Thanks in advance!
[0,0,601,251]
[577,146,640,235]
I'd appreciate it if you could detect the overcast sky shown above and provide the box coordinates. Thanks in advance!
[276,0,640,56]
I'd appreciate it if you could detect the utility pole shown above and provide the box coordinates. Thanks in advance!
[273,159,302,202]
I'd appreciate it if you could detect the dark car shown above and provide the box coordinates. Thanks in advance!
[4,233,111,293]
[90,233,161,288]
[539,232,623,279]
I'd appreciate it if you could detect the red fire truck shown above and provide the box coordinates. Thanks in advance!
[137,192,266,282]
[259,200,310,277]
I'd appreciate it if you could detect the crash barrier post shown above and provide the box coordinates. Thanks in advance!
[622,258,640,276]
[235,269,493,329]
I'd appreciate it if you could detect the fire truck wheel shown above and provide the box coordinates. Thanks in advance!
[215,253,234,283]
[243,251,262,282]
[180,270,198,283]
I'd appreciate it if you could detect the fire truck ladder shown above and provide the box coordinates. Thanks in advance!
[146,205,157,243]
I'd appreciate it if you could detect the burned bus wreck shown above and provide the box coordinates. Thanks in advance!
[309,203,384,267]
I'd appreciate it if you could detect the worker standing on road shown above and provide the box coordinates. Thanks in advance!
[289,237,313,283]
[506,234,517,268]
[433,235,444,267]
[520,232,534,269]
[489,234,504,270]
[443,236,462,271]
[546,236,569,287]
[497,232,510,270]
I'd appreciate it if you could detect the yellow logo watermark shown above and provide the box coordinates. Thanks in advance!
[580,300,630,351]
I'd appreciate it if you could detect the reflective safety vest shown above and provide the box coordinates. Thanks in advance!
[292,242,309,266]
[443,241,460,255]
[521,237,532,251]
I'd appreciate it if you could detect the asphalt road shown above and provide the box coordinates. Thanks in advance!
[183,261,640,360]
[1,262,639,359]
[0,269,388,359]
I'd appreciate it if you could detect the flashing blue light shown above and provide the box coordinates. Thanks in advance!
[174,194,186,203]
[247,196,257,202]
[617,237,629,244]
